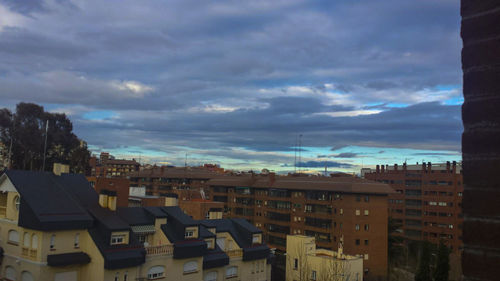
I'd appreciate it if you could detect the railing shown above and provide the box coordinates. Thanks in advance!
[226,249,243,258]
[21,247,37,260]
[145,244,174,256]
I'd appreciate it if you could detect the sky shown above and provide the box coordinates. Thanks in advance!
[0,0,463,173]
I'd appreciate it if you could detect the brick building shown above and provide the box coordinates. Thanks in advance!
[129,166,220,196]
[206,173,393,281]
[89,152,140,178]
[364,161,463,253]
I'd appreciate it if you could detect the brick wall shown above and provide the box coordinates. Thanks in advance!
[461,1,500,280]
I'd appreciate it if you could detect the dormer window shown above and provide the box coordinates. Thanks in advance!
[111,234,126,245]
[252,234,261,244]
[184,226,198,239]
[185,230,194,238]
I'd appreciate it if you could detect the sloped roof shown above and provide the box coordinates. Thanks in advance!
[3,170,94,230]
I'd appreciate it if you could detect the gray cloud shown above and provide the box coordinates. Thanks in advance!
[0,0,462,168]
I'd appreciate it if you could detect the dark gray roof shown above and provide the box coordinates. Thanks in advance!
[4,170,93,230]
[199,218,261,249]
[116,207,155,226]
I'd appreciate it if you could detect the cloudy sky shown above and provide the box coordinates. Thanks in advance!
[0,0,463,173]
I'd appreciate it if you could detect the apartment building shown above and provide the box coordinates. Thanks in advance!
[206,173,393,281]
[129,166,219,196]
[364,161,463,253]
[286,235,363,281]
[89,152,140,178]
[0,169,272,281]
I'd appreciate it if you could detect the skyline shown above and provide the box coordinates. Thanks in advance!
[0,0,462,172]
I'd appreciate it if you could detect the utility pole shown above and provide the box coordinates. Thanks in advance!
[42,120,49,172]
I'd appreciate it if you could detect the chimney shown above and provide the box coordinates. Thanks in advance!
[53,163,69,176]
[381,165,385,173]
[446,161,451,172]
[107,190,117,211]
[427,162,432,173]
[376,165,380,173]
[452,161,457,173]
[164,193,179,207]
[269,172,276,185]
[394,164,398,171]
[403,162,407,171]
[99,190,109,208]
[422,162,426,172]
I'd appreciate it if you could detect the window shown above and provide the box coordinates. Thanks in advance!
[147,266,165,279]
[364,196,369,202]
[124,272,128,281]
[355,224,360,231]
[311,270,317,281]
[205,271,217,281]
[50,234,56,249]
[339,208,343,215]
[252,234,261,244]
[31,235,38,249]
[226,266,238,278]
[14,195,20,211]
[355,209,360,216]
[138,235,146,244]
[74,233,80,248]
[364,224,369,231]
[364,210,369,216]
[364,240,369,246]
[206,239,213,249]
[23,232,31,247]
[364,254,369,260]
[184,261,198,274]
[355,239,360,245]
[5,266,16,281]
[21,271,34,281]
[111,234,125,245]
[294,258,298,269]
[114,273,119,281]
[185,230,194,238]
[8,230,19,244]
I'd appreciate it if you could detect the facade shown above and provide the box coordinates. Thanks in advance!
[129,166,220,196]
[207,173,393,281]
[87,177,131,208]
[364,162,463,253]
[286,235,363,281]
[89,152,140,178]
[0,169,272,281]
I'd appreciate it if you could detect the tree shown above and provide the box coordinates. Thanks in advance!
[433,240,450,281]
[0,102,90,173]
[415,241,432,281]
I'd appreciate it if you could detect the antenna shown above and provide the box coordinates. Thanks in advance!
[294,135,298,173]
[298,134,303,173]
[42,120,49,172]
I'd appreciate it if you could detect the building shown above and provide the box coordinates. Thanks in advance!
[364,162,463,253]
[89,152,140,178]
[0,168,272,281]
[87,177,131,208]
[129,166,220,196]
[207,173,393,281]
[286,235,363,281]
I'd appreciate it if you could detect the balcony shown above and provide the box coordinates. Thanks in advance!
[21,247,37,260]
[226,249,243,258]
[145,244,173,256]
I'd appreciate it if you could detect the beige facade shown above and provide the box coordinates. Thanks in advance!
[0,171,272,281]
[286,235,363,281]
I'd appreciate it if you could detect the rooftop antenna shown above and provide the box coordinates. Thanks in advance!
[298,134,303,173]
[294,135,298,173]
[42,120,49,172]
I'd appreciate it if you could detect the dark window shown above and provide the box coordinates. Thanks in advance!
[364,240,369,245]
[355,239,360,245]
